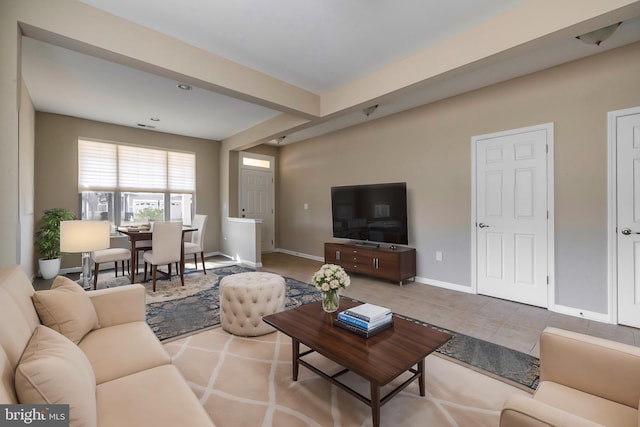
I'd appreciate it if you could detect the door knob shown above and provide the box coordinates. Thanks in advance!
[478,223,490,228]
[620,228,640,235]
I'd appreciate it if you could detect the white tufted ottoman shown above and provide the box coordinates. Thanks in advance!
[219,272,286,336]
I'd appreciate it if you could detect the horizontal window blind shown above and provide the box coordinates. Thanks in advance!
[118,145,167,192]
[168,151,196,192]
[78,139,195,193]
[78,140,117,190]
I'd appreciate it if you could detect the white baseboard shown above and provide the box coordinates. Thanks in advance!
[414,276,474,294]
[275,248,324,262]
[242,261,263,268]
[219,252,262,268]
[551,304,611,323]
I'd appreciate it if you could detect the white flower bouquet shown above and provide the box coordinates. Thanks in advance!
[312,264,350,312]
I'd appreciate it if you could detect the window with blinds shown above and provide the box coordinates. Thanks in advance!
[78,139,195,226]
[78,139,195,193]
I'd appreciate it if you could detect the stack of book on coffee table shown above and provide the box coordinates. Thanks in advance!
[333,303,394,338]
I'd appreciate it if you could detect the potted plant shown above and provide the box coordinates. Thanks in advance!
[36,208,77,279]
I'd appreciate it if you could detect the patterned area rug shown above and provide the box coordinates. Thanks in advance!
[145,265,322,341]
[393,313,540,390]
[95,268,227,304]
[98,265,539,390]
[165,328,530,427]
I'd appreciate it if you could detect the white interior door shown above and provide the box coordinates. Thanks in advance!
[474,125,551,308]
[239,154,275,252]
[615,108,640,327]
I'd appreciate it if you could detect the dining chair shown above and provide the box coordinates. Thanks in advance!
[134,239,152,275]
[183,214,208,274]
[90,247,131,290]
[143,221,184,292]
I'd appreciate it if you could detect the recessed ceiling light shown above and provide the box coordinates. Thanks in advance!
[150,117,160,122]
[176,83,192,90]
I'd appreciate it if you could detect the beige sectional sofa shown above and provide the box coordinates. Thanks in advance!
[500,327,640,427]
[0,265,214,427]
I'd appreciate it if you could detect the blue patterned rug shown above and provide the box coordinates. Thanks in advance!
[392,312,539,390]
[145,265,539,390]
[146,265,322,341]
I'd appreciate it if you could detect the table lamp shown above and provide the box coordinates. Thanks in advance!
[60,220,110,289]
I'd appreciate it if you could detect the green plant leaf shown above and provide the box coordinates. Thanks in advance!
[35,208,77,259]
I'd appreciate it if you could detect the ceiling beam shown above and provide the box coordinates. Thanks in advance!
[321,0,640,116]
[14,0,320,119]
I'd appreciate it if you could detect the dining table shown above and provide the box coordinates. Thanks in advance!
[117,225,197,283]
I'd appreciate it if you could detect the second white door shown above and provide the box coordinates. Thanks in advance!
[474,124,551,307]
[614,107,640,328]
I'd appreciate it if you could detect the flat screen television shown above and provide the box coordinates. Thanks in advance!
[331,182,408,245]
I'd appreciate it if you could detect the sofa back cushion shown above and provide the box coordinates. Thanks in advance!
[541,327,640,408]
[15,325,97,427]
[32,276,100,344]
[0,266,40,404]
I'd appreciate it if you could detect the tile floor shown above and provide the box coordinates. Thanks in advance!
[257,252,640,358]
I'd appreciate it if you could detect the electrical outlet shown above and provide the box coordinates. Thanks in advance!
[436,251,443,261]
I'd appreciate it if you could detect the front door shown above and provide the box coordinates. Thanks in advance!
[474,124,552,307]
[239,153,275,252]
[614,107,640,327]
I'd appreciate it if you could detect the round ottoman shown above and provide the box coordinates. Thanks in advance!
[219,272,286,336]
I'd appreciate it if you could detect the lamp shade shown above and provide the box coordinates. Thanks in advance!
[60,221,110,253]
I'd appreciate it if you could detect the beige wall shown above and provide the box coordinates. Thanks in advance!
[19,80,35,277]
[278,42,640,314]
[34,113,220,270]
[0,8,20,268]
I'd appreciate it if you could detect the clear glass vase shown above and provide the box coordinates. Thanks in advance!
[322,289,340,313]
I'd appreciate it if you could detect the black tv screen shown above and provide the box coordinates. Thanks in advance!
[331,182,408,245]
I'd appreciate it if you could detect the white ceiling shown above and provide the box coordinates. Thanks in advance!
[20,1,640,144]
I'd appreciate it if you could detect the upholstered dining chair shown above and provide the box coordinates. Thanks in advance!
[183,214,208,274]
[143,221,184,292]
[90,247,131,290]
[134,239,152,275]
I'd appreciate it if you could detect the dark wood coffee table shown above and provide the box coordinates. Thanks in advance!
[263,299,452,427]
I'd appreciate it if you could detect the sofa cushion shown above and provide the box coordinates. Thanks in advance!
[540,327,640,408]
[32,276,99,344]
[96,364,213,427]
[78,322,170,385]
[0,267,40,370]
[535,381,637,427]
[15,325,97,427]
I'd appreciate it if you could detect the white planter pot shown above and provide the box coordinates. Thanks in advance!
[39,258,61,279]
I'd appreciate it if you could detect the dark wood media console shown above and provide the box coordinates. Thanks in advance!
[324,242,416,285]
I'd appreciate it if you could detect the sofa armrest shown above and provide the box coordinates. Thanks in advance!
[87,284,145,328]
[540,327,640,408]
[500,394,604,427]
